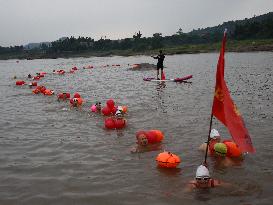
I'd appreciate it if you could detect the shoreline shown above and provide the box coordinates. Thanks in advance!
[1,39,273,60]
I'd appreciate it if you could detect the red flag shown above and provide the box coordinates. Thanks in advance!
[212,31,255,153]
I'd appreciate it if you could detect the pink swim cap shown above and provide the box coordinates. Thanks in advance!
[91,104,97,112]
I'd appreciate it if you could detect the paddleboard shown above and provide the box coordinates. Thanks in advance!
[143,75,192,82]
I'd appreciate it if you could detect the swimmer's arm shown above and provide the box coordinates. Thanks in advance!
[198,142,208,151]
[215,179,232,187]
[183,181,195,192]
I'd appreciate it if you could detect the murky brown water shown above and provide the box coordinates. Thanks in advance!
[0,52,273,205]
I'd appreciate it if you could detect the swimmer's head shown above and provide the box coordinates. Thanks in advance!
[95,101,102,109]
[115,110,123,119]
[196,165,210,179]
[210,129,220,140]
[73,98,78,103]
[137,134,148,146]
[214,143,227,157]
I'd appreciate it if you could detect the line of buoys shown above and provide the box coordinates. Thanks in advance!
[14,64,185,170]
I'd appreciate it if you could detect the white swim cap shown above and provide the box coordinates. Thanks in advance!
[210,129,220,139]
[115,110,122,117]
[117,106,123,112]
[196,165,210,178]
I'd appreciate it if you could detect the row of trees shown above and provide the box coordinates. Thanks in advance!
[1,12,273,55]
[0,45,23,54]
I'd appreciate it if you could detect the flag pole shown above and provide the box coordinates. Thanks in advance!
[204,113,213,164]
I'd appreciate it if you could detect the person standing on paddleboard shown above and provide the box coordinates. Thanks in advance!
[152,50,165,80]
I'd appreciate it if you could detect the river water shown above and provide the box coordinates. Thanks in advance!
[0,52,272,205]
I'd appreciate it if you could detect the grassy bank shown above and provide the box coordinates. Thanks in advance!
[1,39,273,60]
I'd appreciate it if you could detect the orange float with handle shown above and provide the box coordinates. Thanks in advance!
[156,151,181,168]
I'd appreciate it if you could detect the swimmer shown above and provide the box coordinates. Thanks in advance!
[198,129,221,154]
[28,82,35,87]
[70,98,78,107]
[57,92,70,101]
[185,165,226,191]
[130,142,162,153]
[95,101,102,112]
[115,109,124,118]
[130,130,162,153]
[70,98,83,109]
[213,142,243,167]
[114,109,127,126]
[28,74,32,78]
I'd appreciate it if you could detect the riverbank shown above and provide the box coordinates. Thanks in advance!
[1,38,273,60]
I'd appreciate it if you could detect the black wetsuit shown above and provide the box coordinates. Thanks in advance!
[154,54,165,70]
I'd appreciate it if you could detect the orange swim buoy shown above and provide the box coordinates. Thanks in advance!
[156,151,181,168]
[106,99,115,109]
[114,118,126,129]
[44,89,54,95]
[102,106,112,116]
[121,105,128,113]
[16,81,25,86]
[58,92,70,100]
[32,89,40,94]
[77,98,83,105]
[31,82,37,86]
[73,93,81,98]
[33,76,40,80]
[150,130,164,142]
[105,117,116,129]
[223,141,242,158]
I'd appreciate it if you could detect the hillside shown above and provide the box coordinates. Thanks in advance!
[0,12,273,60]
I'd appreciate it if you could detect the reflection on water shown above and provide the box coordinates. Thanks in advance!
[156,82,167,113]
[0,52,273,205]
